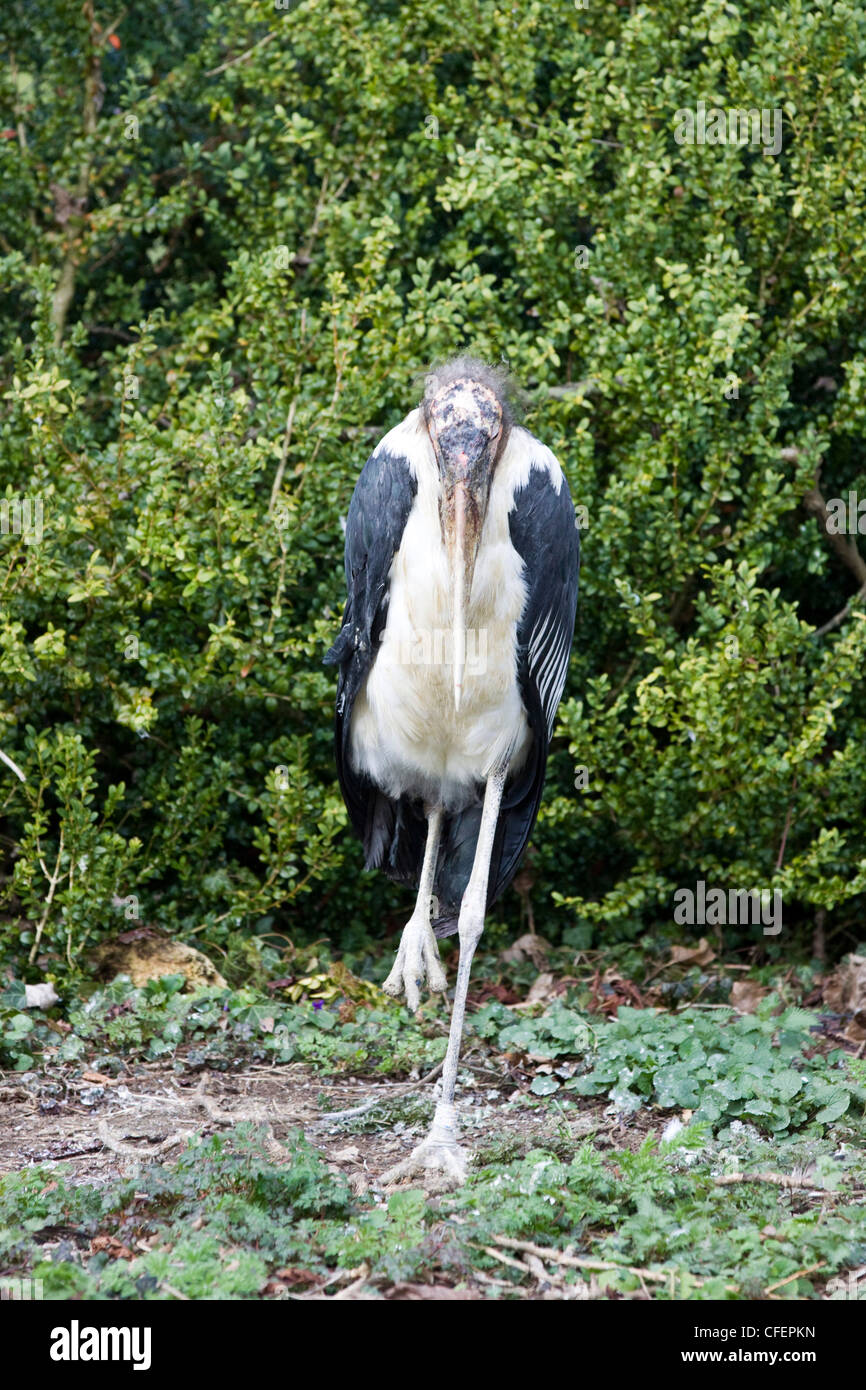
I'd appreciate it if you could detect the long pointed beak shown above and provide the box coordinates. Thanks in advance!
[452,482,469,713]
[432,406,501,714]
[445,477,485,714]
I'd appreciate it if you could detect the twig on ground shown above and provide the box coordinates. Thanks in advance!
[97,1119,184,1158]
[331,1264,372,1299]
[290,1265,365,1300]
[493,1236,669,1284]
[764,1262,826,1295]
[482,1246,532,1275]
[490,1236,745,1292]
[714,1172,838,1193]
[159,1281,190,1301]
[310,1059,444,1123]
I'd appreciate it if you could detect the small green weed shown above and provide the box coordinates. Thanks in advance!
[0,976,444,1078]
[471,999,865,1137]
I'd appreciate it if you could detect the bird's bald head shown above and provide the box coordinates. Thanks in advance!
[423,358,511,479]
[425,377,503,472]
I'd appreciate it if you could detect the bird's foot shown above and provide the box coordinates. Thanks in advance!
[382,911,447,1013]
[381,1103,469,1189]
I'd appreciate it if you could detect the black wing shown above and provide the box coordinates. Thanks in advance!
[434,447,580,933]
[324,436,426,882]
[497,454,579,884]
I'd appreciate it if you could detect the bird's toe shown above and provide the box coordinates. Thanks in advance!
[381,1100,469,1187]
[381,1137,469,1189]
[383,917,447,1011]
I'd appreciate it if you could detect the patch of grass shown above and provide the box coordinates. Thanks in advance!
[453,1135,866,1299]
[2,1123,864,1300]
[0,1126,356,1298]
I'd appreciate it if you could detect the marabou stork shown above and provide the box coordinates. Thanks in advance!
[325,358,579,1181]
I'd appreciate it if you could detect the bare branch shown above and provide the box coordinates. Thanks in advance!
[51,1,104,345]
[803,468,866,637]
[205,30,277,77]
[28,831,66,965]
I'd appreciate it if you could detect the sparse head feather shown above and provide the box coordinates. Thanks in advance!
[420,356,519,432]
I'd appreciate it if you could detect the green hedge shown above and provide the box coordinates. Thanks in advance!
[1,0,865,981]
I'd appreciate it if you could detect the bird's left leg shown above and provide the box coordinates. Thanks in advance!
[382,806,447,1013]
[383,765,507,1186]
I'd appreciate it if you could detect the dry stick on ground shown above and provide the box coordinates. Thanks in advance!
[97,1119,186,1159]
[473,1270,523,1291]
[714,1172,851,1193]
[482,1247,533,1275]
[289,1265,367,1301]
[181,1078,288,1161]
[331,1264,373,1300]
[482,1243,657,1293]
[159,1281,190,1302]
[309,1059,445,1124]
[491,1236,669,1285]
[98,1056,452,1156]
[491,1236,739,1294]
[764,1262,826,1296]
[524,1252,557,1286]
[803,467,866,637]
[98,1076,297,1162]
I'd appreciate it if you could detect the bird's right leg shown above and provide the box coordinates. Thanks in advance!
[382,765,506,1187]
[382,807,447,1013]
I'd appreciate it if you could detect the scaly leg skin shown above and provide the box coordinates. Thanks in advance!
[382,768,507,1188]
[382,807,446,1013]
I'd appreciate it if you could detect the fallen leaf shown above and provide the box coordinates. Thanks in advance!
[730,979,768,1013]
[467,981,520,1005]
[841,1014,866,1044]
[271,1267,324,1288]
[669,937,716,968]
[91,1234,133,1260]
[823,954,866,1015]
[500,933,552,970]
[525,971,558,1004]
[332,1145,361,1162]
[587,967,647,1015]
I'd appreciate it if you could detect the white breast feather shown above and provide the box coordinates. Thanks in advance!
[349,421,562,809]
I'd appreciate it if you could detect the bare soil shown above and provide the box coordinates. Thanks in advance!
[0,1057,658,1192]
